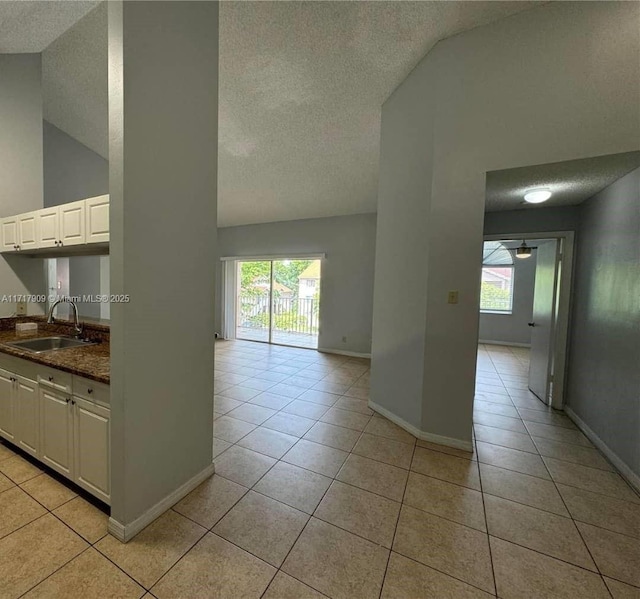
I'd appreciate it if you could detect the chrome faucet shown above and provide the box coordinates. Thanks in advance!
[47,298,83,338]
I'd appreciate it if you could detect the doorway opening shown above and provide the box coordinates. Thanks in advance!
[235,258,321,349]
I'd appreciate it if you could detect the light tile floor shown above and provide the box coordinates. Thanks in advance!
[0,341,638,598]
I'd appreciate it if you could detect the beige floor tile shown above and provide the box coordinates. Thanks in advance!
[173,474,247,528]
[336,453,408,501]
[364,417,416,445]
[381,552,494,599]
[525,421,592,447]
[393,505,494,594]
[312,381,350,395]
[297,389,340,407]
[263,572,326,599]
[490,536,611,599]
[319,407,371,431]
[237,427,298,459]
[474,400,520,418]
[282,400,330,420]
[411,447,481,490]
[475,391,514,405]
[54,497,108,544]
[0,442,17,462]
[0,454,42,484]
[95,510,206,588]
[303,421,361,452]
[214,445,276,487]
[416,440,476,461]
[212,437,232,458]
[333,397,373,415]
[604,577,640,599]
[213,395,243,414]
[0,514,87,599]
[219,385,261,401]
[19,473,77,510]
[473,424,537,453]
[577,522,640,587]
[485,494,596,570]
[227,403,277,425]
[249,392,294,410]
[473,411,528,433]
[213,491,308,567]
[262,412,316,437]
[517,407,577,429]
[253,461,332,514]
[213,415,257,443]
[557,483,640,538]
[533,436,613,471]
[283,439,348,477]
[0,486,46,539]
[314,480,400,547]
[480,463,569,516]
[283,518,389,599]
[354,433,414,469]
[543,457,640,503]
[343,386,369,400]
[0,471,14,493]
[476,441,550,479]
[23,547,145,599]
[404,471,486,531]
[151,532,275,598]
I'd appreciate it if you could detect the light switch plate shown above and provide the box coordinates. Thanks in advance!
[16,301,27,315]
[447,291,459,304]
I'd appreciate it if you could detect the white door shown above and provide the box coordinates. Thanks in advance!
[1,218,18,252]
[528,240,560,404]
[73,397,110,503]
[0,369,16,441]
[15,376,39,457]
[37,207,60,249]
[85,195,110,244]
[18,212,38,250]
[59,201,86,247]
[39,386,73,476]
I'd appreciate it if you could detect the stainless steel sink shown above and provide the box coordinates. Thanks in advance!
[5,336,97,353]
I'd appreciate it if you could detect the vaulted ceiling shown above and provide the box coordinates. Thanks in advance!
[4,1,551,226]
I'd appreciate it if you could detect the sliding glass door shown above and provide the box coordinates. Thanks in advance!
[235,258,321,349]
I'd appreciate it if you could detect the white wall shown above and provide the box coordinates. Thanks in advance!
[479,252,537,346]
[0,54,46,317]
[372,1,640,447]
[108,0,218,534]
[217,213,376,355]
[567,168,640,481]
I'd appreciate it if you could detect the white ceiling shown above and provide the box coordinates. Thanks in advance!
[1,0,545,227]
[485,152,640,212]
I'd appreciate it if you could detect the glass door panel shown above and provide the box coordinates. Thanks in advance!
[236,260,271,343]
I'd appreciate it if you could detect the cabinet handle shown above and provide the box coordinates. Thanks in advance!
[59,240,63,246]
[16,245,20,250]
[87,388,93,394]
[48,376,54,382]
[71,400,76,406]
[65,398,70,404]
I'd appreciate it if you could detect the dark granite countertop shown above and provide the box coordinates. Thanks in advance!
[0,318,110,384]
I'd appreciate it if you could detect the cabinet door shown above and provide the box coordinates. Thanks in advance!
[85,196,109,244]
[73,398,110,503]
[39,386,73,477]
[18,212,38,250]
[0,369,16,441]
[15,376,39,457]
[37,207,60,249]
[1,218,18,252]
[59,201,85,247]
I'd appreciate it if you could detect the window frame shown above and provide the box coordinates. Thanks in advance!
[479,253,516,315]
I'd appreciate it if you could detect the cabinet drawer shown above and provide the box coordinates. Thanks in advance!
[0,353,38,381]
[37,366,72,394]
[72,375,109,406]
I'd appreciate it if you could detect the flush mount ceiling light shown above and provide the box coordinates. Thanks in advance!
[514,240,537,259]
[524,188,552,204]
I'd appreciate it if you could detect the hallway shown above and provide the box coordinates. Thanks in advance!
[0,341,638,597]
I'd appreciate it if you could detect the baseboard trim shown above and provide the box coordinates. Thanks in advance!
[368,400,473,452]
[479,339,531,348]
[108,463,215,543]
[564,406,640,495]
[317,347,372,359]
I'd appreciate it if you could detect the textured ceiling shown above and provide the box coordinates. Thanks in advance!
[485,152,640,212]
[3,1,547,226]
[0,1,99,52]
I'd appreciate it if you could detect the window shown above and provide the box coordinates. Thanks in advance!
[480,242,514,313]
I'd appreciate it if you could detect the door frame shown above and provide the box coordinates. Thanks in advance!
[482,231,575,409]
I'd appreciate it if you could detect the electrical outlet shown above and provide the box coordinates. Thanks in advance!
[16,301,27,315]
[447,291,459,304]
[342,336,347,343]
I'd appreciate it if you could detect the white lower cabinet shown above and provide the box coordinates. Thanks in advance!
[39,386,73,477]
[15,376,39,458]
[0,368,16,441]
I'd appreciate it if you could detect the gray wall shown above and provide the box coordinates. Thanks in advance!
[217,213,377,355]
[484,206,580,236]
[479,252,537,346]
[567,168,640,480]
[0,54,46,317]
[109,1,218,530]
[372,1,640,447]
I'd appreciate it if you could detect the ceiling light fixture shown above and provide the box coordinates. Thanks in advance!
[524,188,552,204]
[514,240,537,259]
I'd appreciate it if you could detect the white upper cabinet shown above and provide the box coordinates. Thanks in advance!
[1,195,108,254]
[85,195,110,244]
